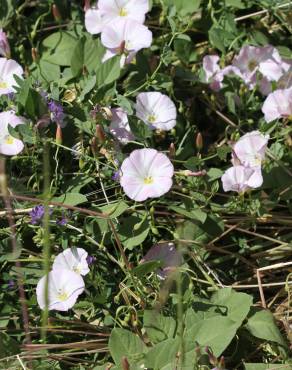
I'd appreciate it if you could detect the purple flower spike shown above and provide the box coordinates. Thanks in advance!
[141,242,182,279]
[48,100,66,127]
[8,279,15,289]
[86,255,96,266]
[29,205,52,225]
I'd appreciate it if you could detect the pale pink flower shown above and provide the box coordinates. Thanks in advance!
[141,242,182,279]
[232,130,269,169]
[53,248,90,276]
[232,45,284,88]
[85,0,149,35]
[262,88,292,122]
[0,111,25,156]
[0,58,23,95]
[0,29,10,58]
[101,18,152,64]
[36,269,85,311]
[136,92,177,131]
[221,166,263,193]
[120,148,174,201]
[109,108,134,144]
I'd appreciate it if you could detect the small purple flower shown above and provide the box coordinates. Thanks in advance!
[29,205,51,225]
[86,255,96,266]
[112,170,121,181]
[8,279,15,289]
[48,100,66,127]
[56,217,68,226]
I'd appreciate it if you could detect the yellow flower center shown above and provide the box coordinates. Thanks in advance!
[144,176,153,184]
[57,290,69,301]
[248,59,257,71]
[0,81,8,89]
[119,7,128,16]
[73,265,81,274]
[147,114,156,123]
[4,135,14,145]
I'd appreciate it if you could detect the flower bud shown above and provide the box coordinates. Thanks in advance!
[56,124,62,144]
[52,4,62,21]
[31,47,38,62]
[196,132,203,150]
[95,124,105,144]
[0,29,10,58]
[121,357,130,370]
[84,0,91,12]
[169,142,175,158]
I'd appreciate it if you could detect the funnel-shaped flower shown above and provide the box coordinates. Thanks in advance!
[0,58,23,95]
[101,18,152,64]
[0,29,10,58]
[221,166,263,193]
[141,242,182,279]
[36,269,85,311]
[136,92,177,130]
[109,108,134,144]
[85,0,149,35]
[0,111,25,156]
[53,248,90,276]
[232,130,269,169]
[262,88,292,123]
[120,148,174,201]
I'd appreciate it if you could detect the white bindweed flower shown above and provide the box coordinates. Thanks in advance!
[36,269,85,311]
[221,166,263,193]
[85,0,149,35]
[101,18,152,65]
[232,130,269,169]
[262,88,292,123]
[120,148,174,201]
[0,58,23,95]
[53,248,90,276]
[109,108,135,144]
[0,111,25,156]
[136,92,177,131]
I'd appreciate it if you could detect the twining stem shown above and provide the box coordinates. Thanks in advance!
[0,157,32,357]
[41,141,51,342]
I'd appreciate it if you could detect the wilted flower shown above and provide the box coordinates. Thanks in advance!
[141,242,182,279]
[120,148,174,201]
[109,108,134,144]
[53,248,90,276]
[221,166,263,193]
[262,87,292,123]
[232,45,284,88]
[0,29,10,58]
[202,55,223,91]
[36,269,85,311]
[232,130,269,169]
[85,0,149,35]
[136,92,177,131]
[48,100,66,127]
[101,18,152,65]
[0,58,23,96]
[0,111,25,156]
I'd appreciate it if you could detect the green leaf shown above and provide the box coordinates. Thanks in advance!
[79,75,97,101]
[34,60,61,84]
[132,261,162,277]
[42,32,78,66]
[225,0,245,8]
[208,27,226,53]
[211,288,253,324]
[169,205,207,223]
[51,193,87,206]
[96,56,121,87]
[144,338,180,369]
[144,310,176,344]
[207,168,224,181]
[99,201,128,218]
[167,0,201,16]
[119,214,150,249]
[109,328,147,367]
[246,309,287,348]
[71,36,85,77]
[84,37,105,73]
[244,364,280,370]
[0,332,20,358]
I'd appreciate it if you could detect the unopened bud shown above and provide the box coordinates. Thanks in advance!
[31,47,38,62]
[121,357,130,370]
[84,0,91,12]
[52,4,62,21]
[56,124,62,144]
[169,143,175,158]
[196,132,203,150]
[0,29,11,58]
[91,137,97,156]
[63,89,77,103]
[100,107,113,120]
[95,124,105,144]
